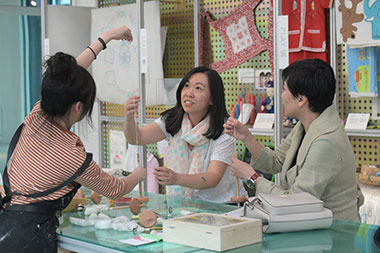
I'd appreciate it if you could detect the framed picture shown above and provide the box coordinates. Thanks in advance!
[255,69,272,89]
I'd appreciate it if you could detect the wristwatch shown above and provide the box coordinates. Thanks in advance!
[246,172,260,189]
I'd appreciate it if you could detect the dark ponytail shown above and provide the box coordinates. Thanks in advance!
[40,52,96,121]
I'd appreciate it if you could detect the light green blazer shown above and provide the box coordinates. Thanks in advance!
[252,105,364,222]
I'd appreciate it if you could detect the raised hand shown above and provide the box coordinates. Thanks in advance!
[230,157,255,180]
[124,95,140,119]
[223,117,251,141]
[103,25,133,42]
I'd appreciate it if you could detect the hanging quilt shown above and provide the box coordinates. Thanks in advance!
[199,0,273,73]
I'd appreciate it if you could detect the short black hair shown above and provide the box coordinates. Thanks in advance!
[41,52,96,121]
[282,58,336,113]
[161,66,228,140]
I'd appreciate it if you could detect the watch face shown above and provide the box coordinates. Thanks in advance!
[246,179,255,189]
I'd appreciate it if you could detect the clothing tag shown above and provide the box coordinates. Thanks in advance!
[253,113,275,130]
[345,113,370,130]
[238,68,255,83]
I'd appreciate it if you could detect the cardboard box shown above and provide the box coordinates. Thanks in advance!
[163,213,262,251]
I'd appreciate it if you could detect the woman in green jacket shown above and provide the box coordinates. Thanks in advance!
[224,59,364,222]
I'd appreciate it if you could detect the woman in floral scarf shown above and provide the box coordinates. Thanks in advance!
[124,67,246,203]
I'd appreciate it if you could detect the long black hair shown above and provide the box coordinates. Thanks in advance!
[161,66,228,140]
[40,52,96,122]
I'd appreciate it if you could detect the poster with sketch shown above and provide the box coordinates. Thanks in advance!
[336,0,380,46]
[91,1,164,105]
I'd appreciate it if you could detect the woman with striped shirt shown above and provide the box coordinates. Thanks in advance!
[0,25,146,252]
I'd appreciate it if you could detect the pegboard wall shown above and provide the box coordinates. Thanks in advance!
[201,0,274,154]
[99,0,274,167]
[336,44,380,169]
[99,0,380,169]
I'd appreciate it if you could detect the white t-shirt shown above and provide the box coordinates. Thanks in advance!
[155,117,247,203]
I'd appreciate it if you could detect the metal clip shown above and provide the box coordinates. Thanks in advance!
[253,197,263,207]
[243,197,263,216]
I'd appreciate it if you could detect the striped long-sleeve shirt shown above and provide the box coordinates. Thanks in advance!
[2,101,129,205]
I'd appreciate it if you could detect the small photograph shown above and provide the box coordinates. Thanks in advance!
[255,69,272,89]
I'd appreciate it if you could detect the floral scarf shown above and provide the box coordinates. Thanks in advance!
[166,114,210,198]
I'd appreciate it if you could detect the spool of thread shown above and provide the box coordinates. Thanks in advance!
[235,104,239,119]
[231,104,236,119]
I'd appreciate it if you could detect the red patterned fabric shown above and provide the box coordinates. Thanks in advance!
[268,0,274,40]
[200,0,273,73]
[282,0,334,63]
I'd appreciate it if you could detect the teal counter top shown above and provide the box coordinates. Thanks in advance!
[57,191,380,252]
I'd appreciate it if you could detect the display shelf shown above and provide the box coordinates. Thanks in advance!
[249,126,292,137]
[249,127,380,138]
[345,129,380,138]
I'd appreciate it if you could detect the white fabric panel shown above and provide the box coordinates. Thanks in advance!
[91,1,164,106]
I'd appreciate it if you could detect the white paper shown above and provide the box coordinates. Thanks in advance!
[124,144,138,173]
[277,15,289,69]
[253,113,275,130]
[344,113,370,130]
[120,236,156,246]
[238,68,255,83]
[91,1,164,105]
[163,78,181,105]
[109,130,127,170]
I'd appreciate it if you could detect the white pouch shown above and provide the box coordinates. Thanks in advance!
[244,192,333,233]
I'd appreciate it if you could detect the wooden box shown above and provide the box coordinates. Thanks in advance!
[163,213,262,251]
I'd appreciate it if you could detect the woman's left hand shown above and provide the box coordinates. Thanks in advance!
[154,167,178,185]
[230,157,256,179]
[103,25,133,42]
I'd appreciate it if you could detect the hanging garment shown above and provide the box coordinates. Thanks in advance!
[200,0,274,73]
[146,153,160,194]
[282,0,334,64]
